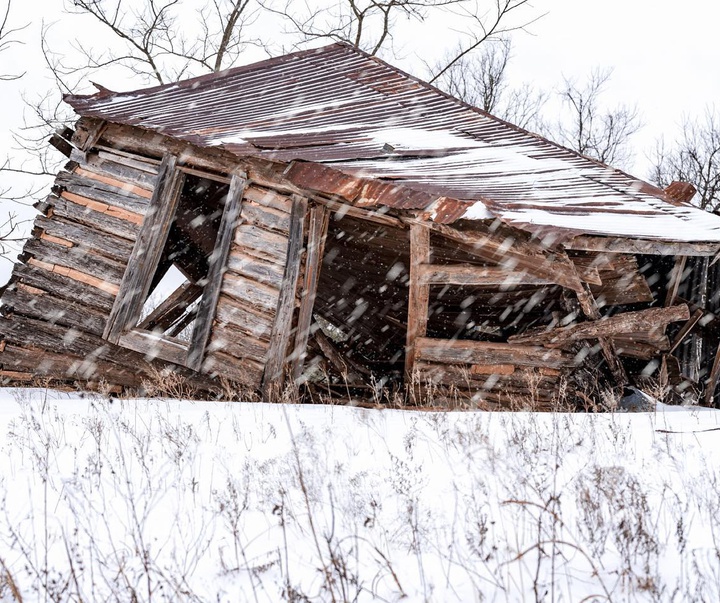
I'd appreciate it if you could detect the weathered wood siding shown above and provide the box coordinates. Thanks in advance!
[202,184,295,388]
[0,145,216,389]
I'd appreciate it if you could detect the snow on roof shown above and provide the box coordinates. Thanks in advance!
[65,43,720,243]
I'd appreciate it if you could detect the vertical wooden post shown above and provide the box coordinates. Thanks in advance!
[187,173,247,371]
[262,195,308,399]
[290,204,329,382]
[103,154,183,343]
[405,223,431,379]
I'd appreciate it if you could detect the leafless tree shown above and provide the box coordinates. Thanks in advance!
[429,0,542,83]
[548,68,641,168]
[433,37,546,130]
[261,0,539,69]
[650,108,720,211]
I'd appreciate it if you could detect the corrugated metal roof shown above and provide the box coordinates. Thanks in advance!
[65,43,720,243]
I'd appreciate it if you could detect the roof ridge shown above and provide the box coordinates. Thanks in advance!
[65,42,351,107]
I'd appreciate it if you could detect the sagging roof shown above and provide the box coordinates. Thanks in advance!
[66,43,720,243]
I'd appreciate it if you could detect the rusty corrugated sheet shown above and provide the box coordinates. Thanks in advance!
[65,43,720,242]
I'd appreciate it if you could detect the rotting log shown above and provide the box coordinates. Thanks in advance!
[26,258,120,296]
[206,323,269,365]
[84,151,159,189]
[220,273,279,313]
[1,287,107,337]
[23,238,126,285]
[214,293,275,340]
[55,172,151,216]
[0,314,218,390]
[58,191,144,225]
[225,251,285,289]
[203,350,264,388]
[509,304,691,349]
[234,224,289,264]
[241,201,291,234]
[73,166,154,199]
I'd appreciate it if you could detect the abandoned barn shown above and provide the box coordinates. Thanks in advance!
[2,42,720,407]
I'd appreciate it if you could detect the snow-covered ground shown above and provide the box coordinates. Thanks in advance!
[0,388,719,602]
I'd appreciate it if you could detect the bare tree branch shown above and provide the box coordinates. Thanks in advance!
[429,0,542,84]
[650,108,720,211]
[432,37,546,130]
[0,0,27,80]
[548,68,642,168]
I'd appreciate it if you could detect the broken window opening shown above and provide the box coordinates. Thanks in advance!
[105,159,239,368]
[133,174,229,343]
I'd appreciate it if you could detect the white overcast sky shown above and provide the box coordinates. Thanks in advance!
[0,0,719,281]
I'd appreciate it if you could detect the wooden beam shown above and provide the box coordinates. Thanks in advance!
[417,264,555,287]
[509,304,690,349]
[313,331,366,386]
[187,173,247,371]
[118,329,188,366]
[665,256,688,307]
[318,198,404,228]
[104,154,183,343]
[575,283,627,385]
[564,236,720,257]
[71,117,107,151]
[415,338,577,370]
[137,281,203,332]
[262,195,308,398]
[405,223,431,377]
[668,308,704,354]
[421,221,585,293]
[291,204,330,381]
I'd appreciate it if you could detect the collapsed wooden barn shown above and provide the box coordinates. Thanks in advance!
[2,42,720,406]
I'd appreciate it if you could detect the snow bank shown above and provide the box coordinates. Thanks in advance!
[0,388,719,601]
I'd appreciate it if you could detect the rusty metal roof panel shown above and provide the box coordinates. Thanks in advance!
[65,43,720,243]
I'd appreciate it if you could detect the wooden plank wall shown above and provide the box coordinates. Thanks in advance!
[202,185,295,388]
[0,146,217,390]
